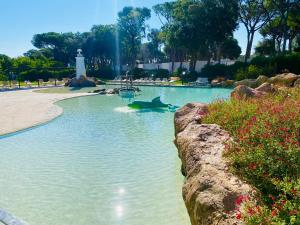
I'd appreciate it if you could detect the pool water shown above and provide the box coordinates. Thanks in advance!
[0,86,231,225]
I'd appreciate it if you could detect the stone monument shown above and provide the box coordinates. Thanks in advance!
[76,49,87,79]
[66,49,97,87]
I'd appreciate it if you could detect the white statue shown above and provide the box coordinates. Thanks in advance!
[76,49,86,79]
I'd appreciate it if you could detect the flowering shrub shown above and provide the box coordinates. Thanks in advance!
[203,89,300,224]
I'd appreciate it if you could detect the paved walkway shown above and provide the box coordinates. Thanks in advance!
[0,89,96,136]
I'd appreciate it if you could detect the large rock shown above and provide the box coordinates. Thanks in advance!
[174,103,208,134]
[66,76,97,87]
[222,80,235,88]
[293,78,300,87]
[231,85,265,99]
[268,73,299,87]
[174,104,254,225]
[234,79,257,88]
[255,82,275,93]
[256,75,269,86]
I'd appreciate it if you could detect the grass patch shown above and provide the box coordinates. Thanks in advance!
[203,89,300,224]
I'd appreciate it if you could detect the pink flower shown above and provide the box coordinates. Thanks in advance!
[236,212,242,220]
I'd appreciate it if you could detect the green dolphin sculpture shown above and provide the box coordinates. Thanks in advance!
[128,97,178,110]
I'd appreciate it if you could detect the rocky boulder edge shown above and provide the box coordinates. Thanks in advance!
[174,103,254,225]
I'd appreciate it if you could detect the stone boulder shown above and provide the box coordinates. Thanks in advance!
[234,79,258,88]
[255,82,275,93]
[211,78,234,88]
[231,85,265,99]
[221,80,235,88]
[174,104,254,225]
[211,79,222,87]
[106,88,119,95]
[293,78,300,87]
[256,75,269,86]
[174,103,208,134]
[66,76,97,87]
[268,73,299,87]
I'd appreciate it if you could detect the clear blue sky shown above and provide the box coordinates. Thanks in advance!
[0,0,260,57]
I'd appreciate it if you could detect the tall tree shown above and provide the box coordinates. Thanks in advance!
[117,7,151,68]
[32,32,82,65]
[139,28,164,63]
[153,2,177,70]
[220,37,242,60]
[239,0,270,62]
[153,2,175,26]
[82,25,116,70]
[171,0,239,69]
[266,0,300,52]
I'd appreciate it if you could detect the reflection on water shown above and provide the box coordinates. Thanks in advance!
[0,86,231,225]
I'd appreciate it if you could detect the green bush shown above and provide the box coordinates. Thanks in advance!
[203,89,300,224]
[201,64,228,80]
[250,56,271,67]
[235,65,263,81]
[271,53,300,74]
[146,69,170,78]
[0,73,8,81]
[88,66,115,80]
[172,67,187,77]
[129,68,147,79]
[250,53,300,75]
[19,68,75,81]
[179,71,199,82]
[200,62,246,80]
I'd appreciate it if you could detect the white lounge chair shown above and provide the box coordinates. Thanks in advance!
[162,78,169,83]
[192,77,209,86]
[154,78,162,85]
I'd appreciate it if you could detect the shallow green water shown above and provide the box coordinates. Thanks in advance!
[0,86,231,225]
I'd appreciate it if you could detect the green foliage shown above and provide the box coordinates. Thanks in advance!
[179,70,198,82]
[271,53,300,75]
[151,69,170,78]
[0,73,7,81]
[172,67,187,77]
[88,66,115,80]
[129,68,147,79]
[118,7,151,67]
[239,0,270,62]
[203,89,300,224]
[127,68,170,79]
[221,36,242,60]
[201,64,228,80]
[200,61,246,80]
[19,68,75,81]
[255,39,276,56]
[155,0,240,67]
[235,65,264,80]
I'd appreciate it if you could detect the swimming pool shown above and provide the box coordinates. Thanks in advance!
[0,86,231,225]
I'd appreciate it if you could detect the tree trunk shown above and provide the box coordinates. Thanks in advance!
[245,30,255,63]
[288,35,294,52]
[276,37,282,53]
[171,49,175,73]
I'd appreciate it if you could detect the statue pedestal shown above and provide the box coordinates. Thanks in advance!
[76,56,86,79]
